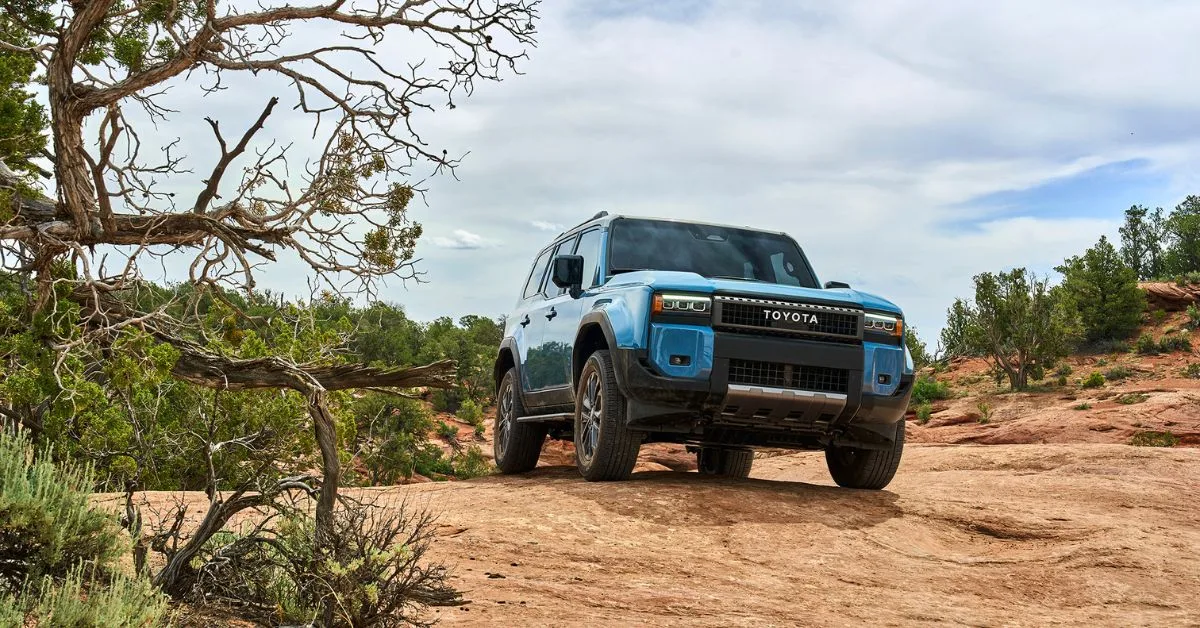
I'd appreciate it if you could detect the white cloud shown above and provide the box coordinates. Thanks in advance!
[430,230,492,250]
[387,0,1200,338]
[71,0,1200,340]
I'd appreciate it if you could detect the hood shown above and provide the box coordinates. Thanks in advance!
[603,271,904,316]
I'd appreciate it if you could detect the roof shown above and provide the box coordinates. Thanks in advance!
[557,211,788,239]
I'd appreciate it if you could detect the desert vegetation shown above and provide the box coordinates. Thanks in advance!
[0,0,539,623]
[908,199,1200,398]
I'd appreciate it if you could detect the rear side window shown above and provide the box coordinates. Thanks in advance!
[522,249,553,300]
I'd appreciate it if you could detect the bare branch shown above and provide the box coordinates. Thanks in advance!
[195,97,279,214]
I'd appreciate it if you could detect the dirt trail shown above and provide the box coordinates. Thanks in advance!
[374,444,1200,627]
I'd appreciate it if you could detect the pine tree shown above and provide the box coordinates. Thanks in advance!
[1056,235,1145,342]
[1118,205,1166,280]
[1164,196,1200,276]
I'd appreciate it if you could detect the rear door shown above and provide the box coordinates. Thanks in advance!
[513,247,554,396]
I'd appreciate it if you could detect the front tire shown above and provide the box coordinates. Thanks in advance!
[824,421,905,490]
[574,350,641,481]
[696,447,753,478]
[493,369,548,474]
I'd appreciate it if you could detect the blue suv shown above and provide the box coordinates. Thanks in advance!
[493,213,914,488]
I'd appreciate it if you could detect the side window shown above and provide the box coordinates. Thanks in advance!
[522,249,553,300]
[574,229,603,289]
[770,252,802,286]
[542,237,578,298]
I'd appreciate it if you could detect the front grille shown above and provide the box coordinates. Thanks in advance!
[728,359,849,394]
[713,296,861,341]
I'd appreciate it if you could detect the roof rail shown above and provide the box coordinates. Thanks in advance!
[559,210,609,236]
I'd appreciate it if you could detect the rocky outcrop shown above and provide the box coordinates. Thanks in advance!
[1141,282,1200,312]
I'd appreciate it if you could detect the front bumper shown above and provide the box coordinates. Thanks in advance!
[610,333,912,447]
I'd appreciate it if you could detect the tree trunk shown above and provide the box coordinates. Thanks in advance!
[306,387,339,543]
[48,103,95,236]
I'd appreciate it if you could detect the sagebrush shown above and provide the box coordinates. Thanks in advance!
[0,428,168,625]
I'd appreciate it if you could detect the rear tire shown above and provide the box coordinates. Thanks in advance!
[696,447,753,478]
[574,350,641,481]
[493,369,548,474]
[824,421,905,490]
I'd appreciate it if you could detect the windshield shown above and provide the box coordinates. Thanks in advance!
[607,218,819,288]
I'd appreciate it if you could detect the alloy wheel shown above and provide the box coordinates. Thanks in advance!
[496,382,513,459]
[578,371,602,465]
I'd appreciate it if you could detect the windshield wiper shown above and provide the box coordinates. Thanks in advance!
[707,275,756,282]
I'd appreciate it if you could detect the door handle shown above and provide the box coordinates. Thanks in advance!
[520,315,530,327]
[545,307,557,320]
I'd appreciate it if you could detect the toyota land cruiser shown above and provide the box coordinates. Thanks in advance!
[492,212,914,488]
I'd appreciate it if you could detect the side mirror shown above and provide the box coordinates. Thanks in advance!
[824,280,851,290]
[551,254,585,297]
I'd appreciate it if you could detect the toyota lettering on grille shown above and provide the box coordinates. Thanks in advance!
[763,309,819,329]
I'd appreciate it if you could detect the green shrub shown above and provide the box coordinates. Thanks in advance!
[1184,363,1200,379]
[0,428,168,625]
[1115,393,1149,405]
[1056,375,1069,386]
[911,377,953,406]
[1081,371,1105,388]
[354,395,437,485]
[1151,308,1168,325]
[1158,333,1192,353]
[1104,365,1133,381]
[1129,431,1178,447]
[1086,339,1130,355]
[0,594,19,627]
[456,398,484,426]
[6,566,168,627]
[914,402,933,425]
[414,443,454,478]
[1029,364,1046,382]
[431,387,465,414]
[451,445,493,479]
[1072,403,1091,410]
[976,401,993,424]
[1174,271,1200,286]
[1187,304,1200,329]
[0,429,124,590]
[436,421,458,439]
[1136,333,1159,355]
[1054,364,1074,378]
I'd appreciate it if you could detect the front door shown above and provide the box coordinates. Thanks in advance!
[529,228,603,408]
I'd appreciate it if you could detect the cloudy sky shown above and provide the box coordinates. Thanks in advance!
[104,0,1200,343]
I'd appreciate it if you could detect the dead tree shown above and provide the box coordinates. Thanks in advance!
[0,0,539,539]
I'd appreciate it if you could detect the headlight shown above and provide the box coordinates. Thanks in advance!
[864,312,903,339]
[652,293,712,319]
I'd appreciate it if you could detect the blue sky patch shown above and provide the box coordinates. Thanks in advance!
[946,158,1175,232]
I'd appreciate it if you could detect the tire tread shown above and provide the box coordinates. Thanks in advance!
[575,350,641,481]
[824,422,904,490]
[494,369,547,474]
